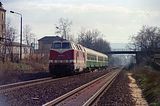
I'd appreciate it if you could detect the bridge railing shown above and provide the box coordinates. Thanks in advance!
[111,49,139,52]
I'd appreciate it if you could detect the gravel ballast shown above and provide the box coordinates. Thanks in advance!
[0,70,109,106]
[97,71,136,106]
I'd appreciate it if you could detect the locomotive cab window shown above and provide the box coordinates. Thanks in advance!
[62,42,70,49]
[52,42,61,49]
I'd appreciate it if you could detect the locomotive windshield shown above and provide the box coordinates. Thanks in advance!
[53,42,61,49]
[62,42,70,49]
[52,42,70,49]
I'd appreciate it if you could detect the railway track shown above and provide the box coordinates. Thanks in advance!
[0,77,51,93]
[0,76,71,93]
[0,67,115,94]
[43,69,121,106]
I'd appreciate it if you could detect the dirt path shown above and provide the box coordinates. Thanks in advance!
[128,73,148,106]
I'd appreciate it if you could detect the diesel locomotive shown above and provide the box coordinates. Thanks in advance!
[49,40,108,75]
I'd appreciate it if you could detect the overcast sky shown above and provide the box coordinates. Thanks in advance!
[2,0,160,43]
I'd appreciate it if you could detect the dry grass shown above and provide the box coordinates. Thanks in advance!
[132,66,160,105]
[0,54,48,75]
[23,54,49,72]
[0,54,49,85]
[0,61,31,73]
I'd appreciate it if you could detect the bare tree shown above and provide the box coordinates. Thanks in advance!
[6,19,17,43]
[55,18,72,40]
[78,29,110,53]
[131,26,160,64]
[5,19,18,62]
[132,26,160,51]
[23,24,34,46]
[94,38,111,53]
[78,29,99,49]
[23,24,36,60]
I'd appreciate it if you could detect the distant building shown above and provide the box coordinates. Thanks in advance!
[0,2,6,61]
[5,42,33,61]
[0,2,6,42]
[38,36,64,54]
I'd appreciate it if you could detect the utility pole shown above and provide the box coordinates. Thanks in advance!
[10,11,23,61]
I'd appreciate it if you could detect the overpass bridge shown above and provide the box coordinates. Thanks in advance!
[106,49,139,54]
[105,49,160,64]
[106,49,160,54]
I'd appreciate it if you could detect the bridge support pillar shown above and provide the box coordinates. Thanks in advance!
[136,53,140,65]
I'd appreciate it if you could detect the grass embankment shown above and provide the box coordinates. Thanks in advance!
[132,66,160,106]
[0,55,49,84]
[0,61,48,74]
[0,55,48,79]
[0,55,49,73]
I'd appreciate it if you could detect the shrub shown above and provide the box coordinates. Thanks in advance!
[132,66,160,105]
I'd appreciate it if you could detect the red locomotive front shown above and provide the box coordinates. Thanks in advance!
[49,40,86,76]
[49,41,75,75]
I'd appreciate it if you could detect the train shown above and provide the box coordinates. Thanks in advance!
[49,40,108,76]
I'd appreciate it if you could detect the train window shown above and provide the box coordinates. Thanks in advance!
[62,42,70,49]
[83,48,86,52]
[98,56,103,61]
[71,43,75,49]
[53,42,61,49]
[74,45,77,50]
[78,45,83,51]
[87,54,96,61]
[105,57,108,61]
[87,54,91,60]
[76,45,80,50]
[73,44,77,49]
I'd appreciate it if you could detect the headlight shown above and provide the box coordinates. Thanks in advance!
[66,60,69,63]
[54,60,58,63]
[69,60,75,63]
[49,60,53,63]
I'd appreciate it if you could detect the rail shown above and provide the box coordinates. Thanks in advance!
[0,76,71,93]
[43,70,121,106]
